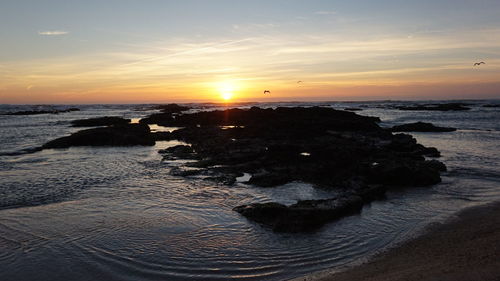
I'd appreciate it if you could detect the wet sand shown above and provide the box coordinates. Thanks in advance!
[293,202,500,281]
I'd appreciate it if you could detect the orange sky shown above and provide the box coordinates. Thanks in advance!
[1,1,500,104]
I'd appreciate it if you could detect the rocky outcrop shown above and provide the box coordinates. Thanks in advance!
[390,122,456,132]
[139,104,190,125]
[142,105,447,232]
[159,145,195,160]
[396,103,470,111]
[71,116,131,127]
[42,124,154,148]
[4,108,80,115]
[482,104,500,108]
[233,195,365,232]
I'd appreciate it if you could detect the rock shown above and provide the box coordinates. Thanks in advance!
[482,104,500,108]
[367,160,443,186]
[151,131,172,141]
[155,103,190,113]
[42,124,154,148]
[384,133,440,157]
[142,106,382,131]
[139,104,190,125]
[159,145,195,160]
[139,112,175,125]
[144,106,447,231]
[233,195,364,232]
[4,108,80,115]
[248,171,294,187]
[425,159,447,172]
[396,103,470,111]
[71,116,130,127]
[390,122,456,132]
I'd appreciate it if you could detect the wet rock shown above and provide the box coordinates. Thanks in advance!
[151,131,173,141]
[139,104,190,125]
[356,184,387,202]
[248,171,294,187]
[233,195,364,232]
[425,159,447,172]
[159,145,195,160]
[139,113,175,125]
[367,160,443,186]
[155,103,190,113]
[396,103,470,111]
[482,104,500,108]
[42,124,154,148]
[384,133,440,157]
[4,108,80,115]
[391,122,456,132]
[142,106,382,131]
[146,106,447,231]
[71,116,130,127]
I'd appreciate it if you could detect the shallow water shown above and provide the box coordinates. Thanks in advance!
[0,100,499,281]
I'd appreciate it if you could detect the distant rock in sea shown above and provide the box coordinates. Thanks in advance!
[390,122,457,132]
[140,103,191,125]
[396,103,470,111]
[482,104,500,108]
[71,116,131,127]
[3,108,80,115]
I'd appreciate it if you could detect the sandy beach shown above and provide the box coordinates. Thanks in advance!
[294,202,500,281]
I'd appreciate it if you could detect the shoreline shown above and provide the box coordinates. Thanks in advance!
[291,201,500,281]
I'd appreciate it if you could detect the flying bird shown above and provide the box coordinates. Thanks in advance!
[297,81,303,84]
[473,62,485,66]
[263,90,270,94]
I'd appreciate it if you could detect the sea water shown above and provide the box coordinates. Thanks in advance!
[0,100,499,281]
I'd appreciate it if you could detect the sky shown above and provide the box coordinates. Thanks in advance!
[1,0,500,104]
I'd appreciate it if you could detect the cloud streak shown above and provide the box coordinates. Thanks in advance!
[38,30,68,36]
[315,11,337,15]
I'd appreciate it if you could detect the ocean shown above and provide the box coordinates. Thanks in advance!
[1,100,499,281]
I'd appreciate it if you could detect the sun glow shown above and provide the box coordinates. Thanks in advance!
[217,81,237,101]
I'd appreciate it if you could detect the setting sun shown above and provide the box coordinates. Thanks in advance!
[217,81,237,101]
[221,92,232,101]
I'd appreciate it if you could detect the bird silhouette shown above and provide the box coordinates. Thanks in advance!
[263,90,270,94]
[297,81,303,83]
[473,62,485,66]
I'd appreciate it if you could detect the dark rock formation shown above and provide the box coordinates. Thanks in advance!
[396,103,470,111]
[4,108,80,115]
[155,103,191,113]
[482,104,500,108]
[233,195,364,232]
[42,124,154,148]
[151,131,173,141]
[159,145,195,160]
[139,103,190,125]
[71,116,131,127]
[390,122,456,132]
[142,106,446,232]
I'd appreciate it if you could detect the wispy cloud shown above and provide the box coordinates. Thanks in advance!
[315,11,337,15]
[38,30,68,36]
